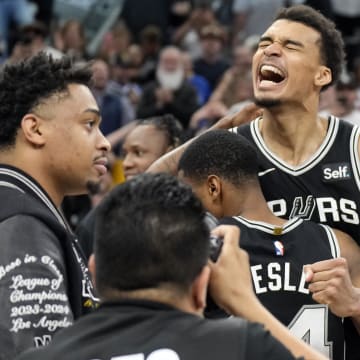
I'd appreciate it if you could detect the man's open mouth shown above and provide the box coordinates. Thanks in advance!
[259,64,285,84]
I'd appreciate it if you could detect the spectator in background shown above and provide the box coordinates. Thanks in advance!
[188,99,229,135]
[31,0,54,28]
[335,80,360,125]
[194,24,230,91]
[318,85,341,115]
[98,21,132,64]
[231,0,284,44]
[108,55,142,124]
[91,59,124,137]
[210,43,254,107]
[351,57,360,113]
[3,30,33,65]
[168,0,193,36]
[225,74,254,115]
[172,1,217,60]
[188,39,254,133]
[320,79,360,126]
[127,43,143,69]
[137,46,199,129]
[331,0,360,70]
[18,20,63,59]
[302,0,334,20]
[182,51,211,106]
[136,25,163,85]
[0,0,34,59]
[120,0,172,43]
[122,114,184,180]
[212,0,236,28]
[57,19,88,62]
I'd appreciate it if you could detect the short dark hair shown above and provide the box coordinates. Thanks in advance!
[138,114,184,148]
[0,52,93,148]
[178,130,258,186]
[275,4,345,90]
[94,173,209,295]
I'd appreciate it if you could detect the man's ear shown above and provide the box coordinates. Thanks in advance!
[315,65,332,88]
[207,175,221,199]
[20,114,46,147]
[88,254,96,288]
[191,265,211,313]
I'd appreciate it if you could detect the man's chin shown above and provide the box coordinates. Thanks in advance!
[254,97,282,108]
[86,180,101,195]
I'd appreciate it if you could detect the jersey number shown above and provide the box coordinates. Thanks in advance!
[288,305,332,358]
[91,349,180,360]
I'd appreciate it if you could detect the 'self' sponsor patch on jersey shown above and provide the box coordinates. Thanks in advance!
[322,163,352,182]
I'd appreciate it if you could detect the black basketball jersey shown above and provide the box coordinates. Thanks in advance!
[220,216,345,360]
[233,116,360,246]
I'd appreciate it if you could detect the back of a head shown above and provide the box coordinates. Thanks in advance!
[178,130,258,186]
[94,173,209,297]
[275,4,345,90]
[0,52,93,149]
[139,114,184,149]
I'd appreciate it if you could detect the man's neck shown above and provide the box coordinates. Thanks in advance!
[101,286,199,315]
[0,151,64,207]
[224,183,285,226]
[259,105,328,167]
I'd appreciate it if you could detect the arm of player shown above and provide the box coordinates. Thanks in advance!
[209,102,262,130]
[146,103,261,175]
[304,228,360,334]
[106,121,138,148]
[208,225,326,360]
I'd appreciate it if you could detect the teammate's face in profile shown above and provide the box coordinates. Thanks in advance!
[252,19,330,107]
[41,84,111,195]
[179,172,223,219]
[122,124,169,180]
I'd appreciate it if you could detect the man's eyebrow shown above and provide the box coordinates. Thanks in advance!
[284,39,304,48]
[258,36,304,48]
[83,108,101,116]
[259,36,273,43]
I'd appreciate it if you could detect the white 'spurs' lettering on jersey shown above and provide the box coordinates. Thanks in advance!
[268,196,359,225]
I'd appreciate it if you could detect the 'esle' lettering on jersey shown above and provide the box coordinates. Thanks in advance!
[268,196,359,225]
[251,262,308,295]
[322,163,351,182]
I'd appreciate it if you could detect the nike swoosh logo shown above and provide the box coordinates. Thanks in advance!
[258,168,276,176]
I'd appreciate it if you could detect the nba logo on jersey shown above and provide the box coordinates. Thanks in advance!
[273,241,284,256]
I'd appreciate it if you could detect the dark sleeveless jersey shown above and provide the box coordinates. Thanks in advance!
[220,216,344,360]
[233,116,360,246]
[233,117,360,360]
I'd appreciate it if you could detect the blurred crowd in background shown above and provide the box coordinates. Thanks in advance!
[1,0,360,228]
